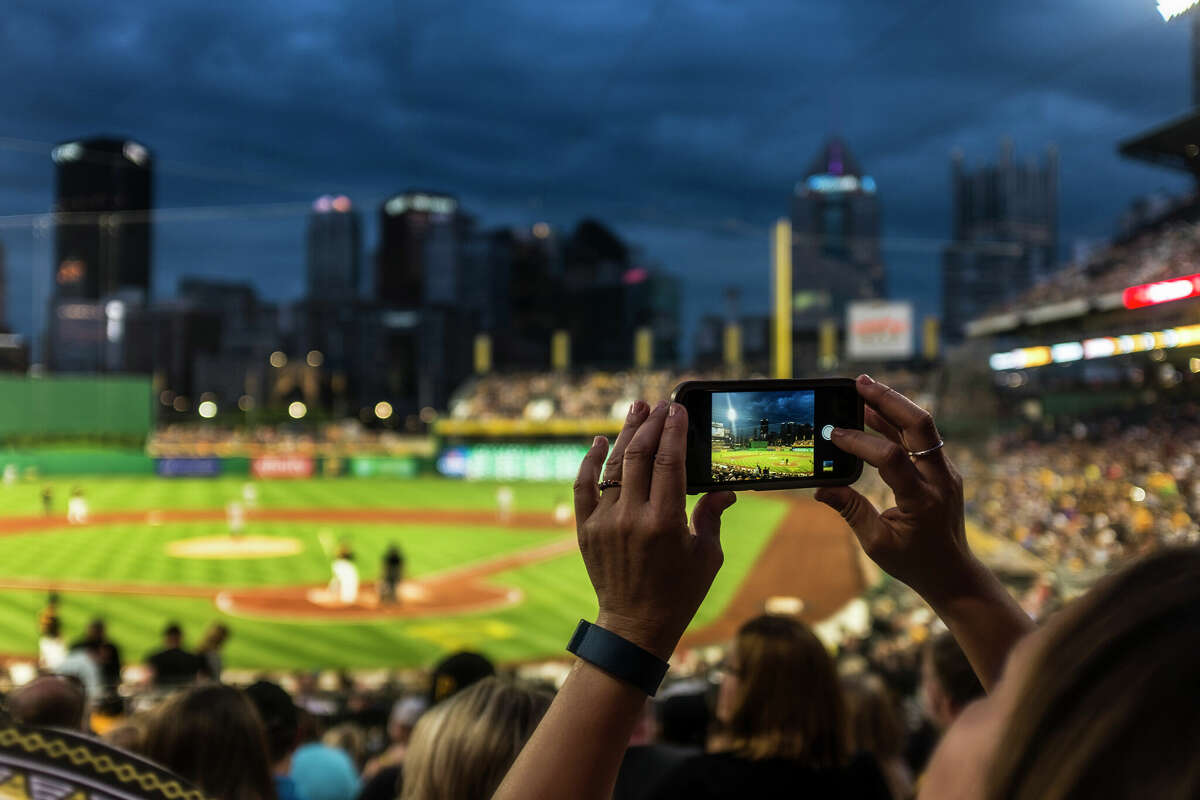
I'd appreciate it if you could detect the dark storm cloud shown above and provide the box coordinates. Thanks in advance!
[715,390,814,429]
[0,0,1192,348]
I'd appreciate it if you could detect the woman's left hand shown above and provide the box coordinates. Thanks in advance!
[574,400,737,659]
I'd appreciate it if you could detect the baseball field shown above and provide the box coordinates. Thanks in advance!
[711,446,815,478]
[0,476,822,671]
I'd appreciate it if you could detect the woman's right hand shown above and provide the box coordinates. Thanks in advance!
[815,374,979,605]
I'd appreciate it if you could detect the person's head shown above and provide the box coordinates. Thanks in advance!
[716,614,845,765]
[923,547,1200,800]
[162,622,182,647]
[47,592,59,607]
[388,695,428,745]
[85,618,106,640]
[400,677,551,800]
[922,630,984,730]
[842,673,905,761]
[655,691,709,749]
[6,676,86,729]
[245,680,300,770]
[322,722,366,767]
[44,617,61,639]
[141,684,276,800]
[428,651,495,705]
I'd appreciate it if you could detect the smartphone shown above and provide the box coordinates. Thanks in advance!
[670,378,864,493]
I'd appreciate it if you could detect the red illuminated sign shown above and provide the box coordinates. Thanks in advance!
[1122,273,1200,309]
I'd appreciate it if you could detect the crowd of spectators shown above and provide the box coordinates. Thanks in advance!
[147,423,433,458]
[7,607,988,800]
[987,215,1200,315]
[959,406,1200,576]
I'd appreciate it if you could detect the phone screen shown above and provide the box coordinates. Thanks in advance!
[710,389,817,482]
[673,378,862,492]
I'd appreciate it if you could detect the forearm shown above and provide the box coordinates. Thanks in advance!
[925,556,1034,692]
[493,660,646,800]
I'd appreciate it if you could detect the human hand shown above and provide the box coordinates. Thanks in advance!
[574,400,737,660]
[816,375,979,604]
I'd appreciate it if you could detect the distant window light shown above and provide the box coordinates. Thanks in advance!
[313,195,334,213]
[122,142,149,166]
[56,260,85,285]
[806,174,862,194]
[385,193,456,216]
[52,143,82,163]
[331,195,351,212]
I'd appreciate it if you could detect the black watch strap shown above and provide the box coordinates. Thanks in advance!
[566,619,670,696]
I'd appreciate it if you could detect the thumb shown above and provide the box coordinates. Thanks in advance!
[815,486,882,548]
[692,491,737,543]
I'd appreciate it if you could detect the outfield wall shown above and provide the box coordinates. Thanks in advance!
[0,375,153,438]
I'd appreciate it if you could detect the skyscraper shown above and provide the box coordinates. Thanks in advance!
[790,138,884,368]
[375,190,470,308]
[941,142,1058,342]
[51,137,153,300]
[306,194,361,299]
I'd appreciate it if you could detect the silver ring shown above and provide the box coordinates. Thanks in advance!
[598,479,622,491]
[908,440,945,458]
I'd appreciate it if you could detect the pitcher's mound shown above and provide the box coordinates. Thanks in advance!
[167,536,303,559]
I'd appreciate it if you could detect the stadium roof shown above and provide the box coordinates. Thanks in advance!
[1119,107,1200,176]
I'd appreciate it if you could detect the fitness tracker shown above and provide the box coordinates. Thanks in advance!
[566,619,670,696]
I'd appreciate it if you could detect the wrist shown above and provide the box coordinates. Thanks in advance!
[919,554,1000,612]
[594,611,680,662]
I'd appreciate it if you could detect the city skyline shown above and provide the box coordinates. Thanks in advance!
[0,0,1193,360]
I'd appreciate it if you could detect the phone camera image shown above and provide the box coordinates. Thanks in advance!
[711,390,816,482]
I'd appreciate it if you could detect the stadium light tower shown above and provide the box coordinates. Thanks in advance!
[1158,0,1199,21]
[727,407,737,443]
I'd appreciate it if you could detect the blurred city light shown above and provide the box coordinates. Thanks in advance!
[172,396,189,412]
[306,350,324,368]
[269,351,287,368]
[1122,273,1200,308]
[331,195,351,212]
[159,390,174,406]
[238,395,255,412]
[197,400,218,419]
[532,222,550,238]
[1157,0,1199,21]
[288,401,307,419]
[1131,486,1147,502]
[419,406,437,423]
[374,401,393,420]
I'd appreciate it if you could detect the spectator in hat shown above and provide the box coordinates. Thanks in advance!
[358,695,428,800]
[245,680,307,800]
[428,651,495,705]
[290,709,360,800]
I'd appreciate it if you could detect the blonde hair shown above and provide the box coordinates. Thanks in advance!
[400,677,551,800]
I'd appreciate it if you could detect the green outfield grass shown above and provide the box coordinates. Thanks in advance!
[712,447,814,476]
[0,477,786,669]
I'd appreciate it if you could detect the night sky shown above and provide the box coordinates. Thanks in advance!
[714,390,815,432]
[0,0,1193,360]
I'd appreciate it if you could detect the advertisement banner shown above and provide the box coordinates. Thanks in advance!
[436,445,590,481]
[155,458,222,478]
[251,455,314,479]
[846,301,914,360]
[349,457,419,478]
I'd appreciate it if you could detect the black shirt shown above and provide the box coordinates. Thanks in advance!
[357,765,401,800]
[383,550,404,581]
[146,647,203,686]
[70,637,123,688]
[650,751,892,800]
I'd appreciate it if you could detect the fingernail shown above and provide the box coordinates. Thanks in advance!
[629,401,647,419]
[593,435,604,447]
[653,400,667,412]
[668,402,679,417]
[857,374,874,385]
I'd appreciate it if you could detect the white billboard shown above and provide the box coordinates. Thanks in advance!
[847,301,914,360]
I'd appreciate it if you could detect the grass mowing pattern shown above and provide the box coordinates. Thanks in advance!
[712,447,814,477]
[0,477,782,669]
